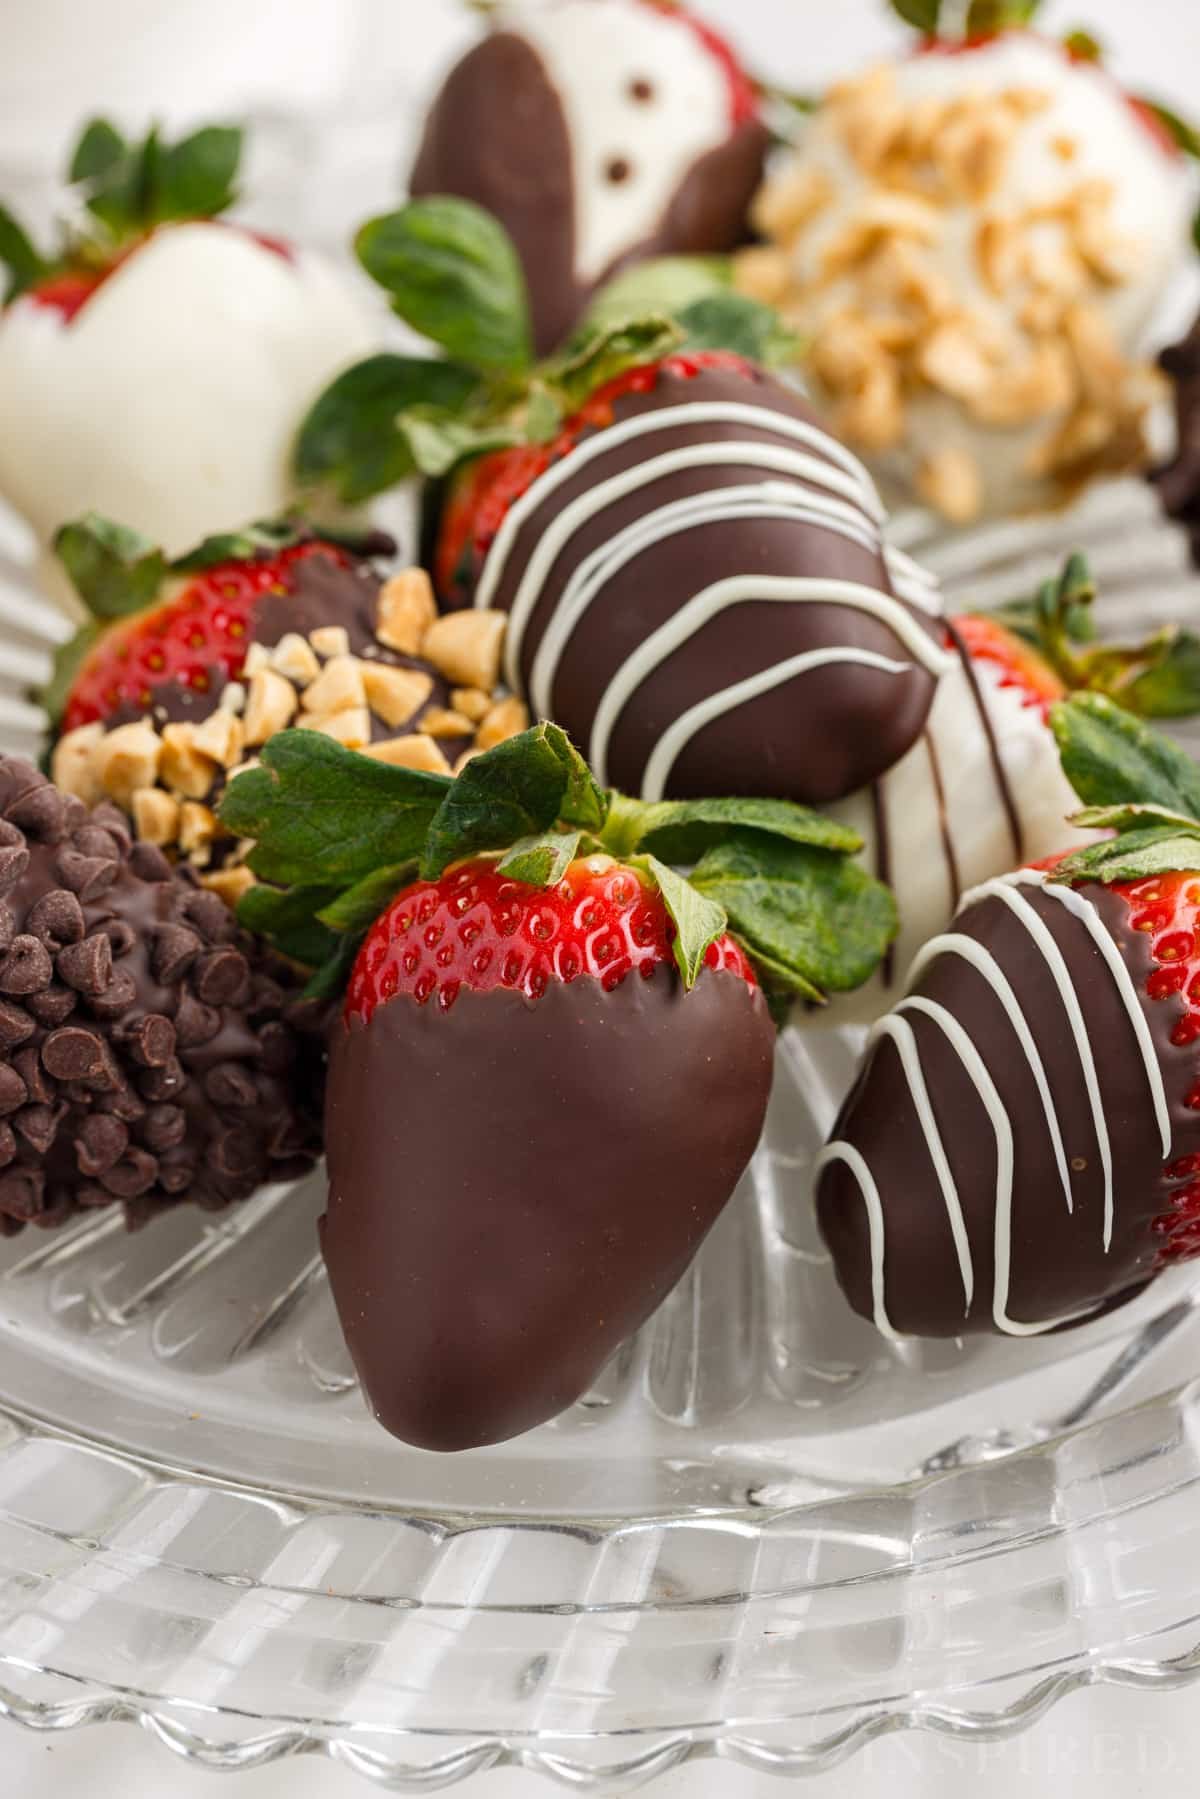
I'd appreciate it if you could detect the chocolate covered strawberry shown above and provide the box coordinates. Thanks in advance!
[817,694,1200,1339]
[48,515,524,882]
[824,558,1200,1027]
[409,0,768,355]
[226,719,897,1447]
[0,120,371,573]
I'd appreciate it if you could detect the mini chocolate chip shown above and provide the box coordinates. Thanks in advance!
[0,843,30,896]
[212,1124,263,1185]
[14,1103,62,1155]
[6,782,67,842]
[86,968,138,1021]
[72,825,122,861]
[269,1113,315,1158]
[100,918,137,959]
[256,1020,297,1072]
[95,1082,146,1123]
[129,843,172,883]
[125,1014,175,1068]
[99,1147,159,1198]
[0,1124,15,1168]
[26,889,85,948]
[13,1047,51,1106]
[0,1065,26,1116]
[194,947,250,1007]
[0,1169,43,1218]
[248,975,285,1021]
[204,1063,257,1108]
[41,1026,108,1082]
[628,75,655,101]
[76,1113,129,1176]
[184,889,236,943]
[152,924,202,985]
[77,1182,115,1209]
[0,934,53,996]
[55,851,118,902]
[0,762,45,813]
[139,1057,185,1103]
[0,1001,35,1047]
[61,795,89,832]
[26,985,77,1027]
[157,1154,195,1194]
[89,803,132,850]
[0,905,15,951]
[604,155,633,184]
[140,1104,186,1151]
[57,932,113,996]
[174,989,221,1047]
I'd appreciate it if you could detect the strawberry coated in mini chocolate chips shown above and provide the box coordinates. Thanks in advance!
[225,719,898,1447]
[817,695,1200,1340]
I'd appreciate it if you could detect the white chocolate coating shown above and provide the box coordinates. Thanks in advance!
[0,223,375,562]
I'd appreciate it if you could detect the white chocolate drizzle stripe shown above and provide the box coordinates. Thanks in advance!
[869,1014,974,1311]
[905,931,1074,1214]
[495,441,895,691]
[639,649,912,802]
[958,874,1114,1251]
[591,577,953,787]
[811,1142,902,1340]
[1019,873,1173,1166]
[475,401,887,622]
[884,545,943,616]
[529,486,881,719]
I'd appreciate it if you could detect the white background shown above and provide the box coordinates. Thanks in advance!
[1,0,1199,1792]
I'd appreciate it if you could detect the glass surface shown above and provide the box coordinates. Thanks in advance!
[1,480,1200,1787]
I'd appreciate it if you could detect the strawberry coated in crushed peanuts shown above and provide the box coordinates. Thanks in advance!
[345,858,756,1025]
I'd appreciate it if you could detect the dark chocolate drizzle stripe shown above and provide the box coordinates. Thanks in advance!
[946,618,1025,864]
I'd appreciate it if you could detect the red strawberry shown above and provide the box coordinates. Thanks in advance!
[434,349,754,606]
[61,538,349,733]
[640,0,760,127]
[324,852,773,1450]
[950,612,1068,718]
[817,694,1200,1339]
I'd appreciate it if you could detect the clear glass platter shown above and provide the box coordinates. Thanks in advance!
[2,484,1200,1787]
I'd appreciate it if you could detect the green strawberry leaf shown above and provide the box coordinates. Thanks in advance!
[420,722,606,879]
[498,829,583,887]
[219,730,450,887]
[41,621,104,731]
[1050,693,1200,820]
[729,939,824,1007]
[616,795,861,866]
[676,292,798,367]
[54,514,168,623]
[690,831,898,999]
[1116,631,1200,719]
[356,198,533,373]
[1063,28,1104,60]
[236,881,342,970]
[293,353,481,502]
[158,125,242,221]
[1050,826,1200,888]
[1140,99,1200,159]
[0,204,54,303]
[68,119,128,186]
[888,0,942,30]
[966,0,1042,29]
[1070,802,1200,833]
[398,408,524,479]
[638,855,728,990]
[583,256,733,334]
[316,862,419,934]
[543,315,683,416]
[302,932,363,1003]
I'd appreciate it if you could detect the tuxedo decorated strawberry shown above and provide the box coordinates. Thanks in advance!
[824,558,1200,1025]
[0,120,371,571]
[47,515,524,883]
[817,695,1200,1338]
[409,0,768,355]
[0,756,321,1236]
[224,720,897,1447]
[298,201,953,810]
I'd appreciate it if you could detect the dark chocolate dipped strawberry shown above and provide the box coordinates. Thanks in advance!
[817,694,1200,1338]
[0,755,321,1235]
[1156,311,1200,571]
[0,120,370,566]
[47,516,523,886]
[408,0,769,355]
[225,719,897,1447]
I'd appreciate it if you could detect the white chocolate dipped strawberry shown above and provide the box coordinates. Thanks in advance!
[0,121,374,579]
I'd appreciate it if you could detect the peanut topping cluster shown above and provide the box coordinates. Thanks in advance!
[52,570,527,898]
[737,65,1161,521]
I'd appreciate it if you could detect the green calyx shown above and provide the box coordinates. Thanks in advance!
[220,722,897,1007]
[982,553,1200,720]
[0,117,243,304]
[1048,692,1200,886]
[294,197,796,503]
[888,0,1042,37]
[43,510,382,728]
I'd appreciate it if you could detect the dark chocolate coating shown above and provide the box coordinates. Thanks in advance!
[409,28,768,354]
[0,758,322,1234]
[1155,314,1200,570]
[322,968,774,1451]
[476,362,941,805]
[817,880,1200,1337]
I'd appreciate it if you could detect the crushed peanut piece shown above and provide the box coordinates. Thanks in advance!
[376,568,437,656]
[363,734,452,774]
[219,681,246,715]
[243,642,270,677]
[916,448,983,525]
[421,707,477,739]
[202,865,257,907]
[450,687,492,723]
[132,786,181,847]
[159,723,217,801]
[301,707,373,749]
[300,654,367,717]
[309,624,350,660]
[475,696,530,751]
[192,708,245,769]
[422,610,507,691]
[243,669,299,746]
[95,721,164,806]
[51,723,105,805]
[360,662,434,729]
[179,801,218,858]
[270,633,321,687]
